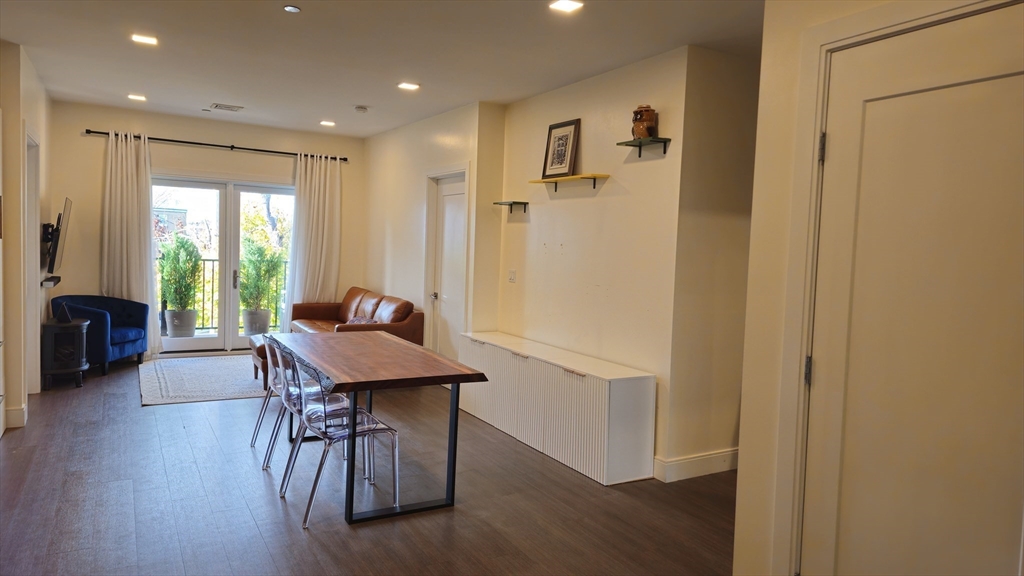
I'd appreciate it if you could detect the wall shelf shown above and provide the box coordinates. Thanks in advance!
[494,201,529,214]
[616,137,671,157]
[528,173,610,192]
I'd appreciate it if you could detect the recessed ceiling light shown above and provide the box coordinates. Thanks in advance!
[549,0,583,13]
[397,82,420,91]
[320,120,335,127]
[131,34,158,45]
[128,94,147,101]
[284,5,300,13]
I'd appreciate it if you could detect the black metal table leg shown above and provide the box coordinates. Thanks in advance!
[344,383,461,524]
[344,391,359,524]
[445,382,460,503]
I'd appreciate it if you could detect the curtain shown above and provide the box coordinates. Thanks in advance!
[283,154,342,328]
[101,131,161,357]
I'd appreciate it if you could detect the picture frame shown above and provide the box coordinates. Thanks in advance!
[542,118,581,179]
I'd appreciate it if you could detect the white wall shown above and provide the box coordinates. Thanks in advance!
[0,40,50,427]
[498,46,759,475]
[499,48,689,461]
[732,1,891,573]
[364,101,505,326]
[47,100,366,301]
[665,46,759,477]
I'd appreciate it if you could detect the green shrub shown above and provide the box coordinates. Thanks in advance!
[158,234,202,311]
[239,236,284,311]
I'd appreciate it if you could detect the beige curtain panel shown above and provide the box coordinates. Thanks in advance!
[283,153,343,328]
[101,131,161,357]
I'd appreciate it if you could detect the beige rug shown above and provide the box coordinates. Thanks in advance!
[139,354,266,406]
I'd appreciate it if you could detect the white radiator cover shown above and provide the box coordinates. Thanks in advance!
[459,332,656,485]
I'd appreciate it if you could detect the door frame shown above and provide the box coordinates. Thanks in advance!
[769,1,1017,573]
[423,162,471,354]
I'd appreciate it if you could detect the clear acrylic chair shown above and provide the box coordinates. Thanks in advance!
[275,345,400,528]
[250,335,284,448]
[266,338,373,498]
[260,335,356,472]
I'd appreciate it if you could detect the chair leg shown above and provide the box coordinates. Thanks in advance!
[302,443,332,529]
[102,362,109,376]
[263,405,287,470]
[137,353,144,365]
[280,422,307,497]
[390,432,399,507]
[262,370,268,391]
[363,436,370,481]
[253,365,259,379]
[250,388,275,447]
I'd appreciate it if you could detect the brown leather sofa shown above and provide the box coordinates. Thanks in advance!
[289,286,424,345]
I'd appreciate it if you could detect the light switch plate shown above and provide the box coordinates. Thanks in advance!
[508,270,516,283]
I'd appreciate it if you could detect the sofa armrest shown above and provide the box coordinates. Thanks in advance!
[333,311,424,346]
[291,303,343,321]
[111,299,150,330]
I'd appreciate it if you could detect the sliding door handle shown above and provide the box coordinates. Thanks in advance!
[233,270,239,289]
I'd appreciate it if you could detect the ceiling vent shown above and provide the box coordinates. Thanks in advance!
[210,103,244,112]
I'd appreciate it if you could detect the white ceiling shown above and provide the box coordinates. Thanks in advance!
[0,1,764,138]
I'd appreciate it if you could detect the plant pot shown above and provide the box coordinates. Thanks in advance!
[242,309,272,335]
[165,309,198,338]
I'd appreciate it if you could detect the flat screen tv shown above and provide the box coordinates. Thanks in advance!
[46,197,72,274]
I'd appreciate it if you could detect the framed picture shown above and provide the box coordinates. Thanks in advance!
[542,118,581,179]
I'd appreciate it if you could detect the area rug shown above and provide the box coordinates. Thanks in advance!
[139,354,266,406]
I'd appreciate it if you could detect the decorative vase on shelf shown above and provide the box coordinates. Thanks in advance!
[631,105,658,139]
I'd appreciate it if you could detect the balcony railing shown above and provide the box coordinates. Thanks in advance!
[159,258,288,334]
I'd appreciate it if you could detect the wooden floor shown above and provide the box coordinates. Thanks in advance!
[0,361,737,575]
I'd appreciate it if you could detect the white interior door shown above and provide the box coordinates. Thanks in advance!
[431,174,467,360]
[801,5,1024,575]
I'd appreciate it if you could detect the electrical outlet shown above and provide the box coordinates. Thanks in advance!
[508,270,516,283]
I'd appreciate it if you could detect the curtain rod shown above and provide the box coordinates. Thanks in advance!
[83,129,348,162]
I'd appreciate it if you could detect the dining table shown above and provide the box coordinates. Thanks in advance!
[272,330,488,524]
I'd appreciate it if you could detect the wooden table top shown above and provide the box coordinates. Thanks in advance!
[272,331,488,393]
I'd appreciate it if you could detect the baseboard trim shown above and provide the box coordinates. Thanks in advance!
[653,448,738,482]
[5,404,27,429]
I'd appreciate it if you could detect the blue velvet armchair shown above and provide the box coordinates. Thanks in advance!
[50,295,149,375]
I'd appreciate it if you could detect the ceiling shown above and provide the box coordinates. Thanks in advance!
[0,1,764,138]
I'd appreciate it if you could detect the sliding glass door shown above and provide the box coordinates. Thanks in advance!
[153,179,294,353]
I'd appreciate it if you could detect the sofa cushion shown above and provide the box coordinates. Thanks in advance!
[373,296,414,323]
[356,291,384,319]
[338,287,369,323]
[290,319,340,333]
[347,316,378,325]
[109,327,145,344]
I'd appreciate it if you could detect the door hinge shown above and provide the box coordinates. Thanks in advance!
[804,355,813,386]
[818,132,827,163]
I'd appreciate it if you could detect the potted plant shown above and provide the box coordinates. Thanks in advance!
[239,236,284,335]
[158,234,202,338]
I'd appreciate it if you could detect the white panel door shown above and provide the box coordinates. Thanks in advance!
[802,5,1024,574]
[432,174,466,361]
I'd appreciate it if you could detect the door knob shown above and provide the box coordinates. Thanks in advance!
[430,292,438,300]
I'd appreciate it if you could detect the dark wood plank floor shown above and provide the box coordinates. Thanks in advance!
[0,361,736,575]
